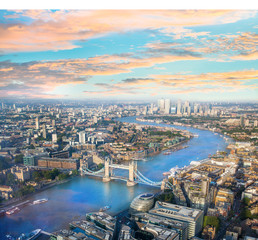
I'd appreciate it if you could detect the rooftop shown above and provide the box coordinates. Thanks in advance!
[150,201,203,220]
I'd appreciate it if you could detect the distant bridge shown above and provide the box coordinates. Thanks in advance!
[81,157,173,190]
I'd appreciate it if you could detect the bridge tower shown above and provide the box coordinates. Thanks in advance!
[103,157,111,182]
[127,160,137,186]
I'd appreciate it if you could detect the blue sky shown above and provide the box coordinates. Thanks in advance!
[0,9,257,101]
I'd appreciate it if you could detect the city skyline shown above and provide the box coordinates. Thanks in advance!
[0,10,258,101]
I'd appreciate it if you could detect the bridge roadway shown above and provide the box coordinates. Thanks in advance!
[109,164,130,170]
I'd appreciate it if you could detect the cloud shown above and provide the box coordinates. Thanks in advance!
[84,69,258,97]
[114,70,258,90]
[0,10,256,53]
[231,51,258,61]
[0,46,204,95]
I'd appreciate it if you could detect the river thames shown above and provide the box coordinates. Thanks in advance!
[0,116,228,238]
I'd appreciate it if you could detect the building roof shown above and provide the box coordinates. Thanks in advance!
[150,201,203,221]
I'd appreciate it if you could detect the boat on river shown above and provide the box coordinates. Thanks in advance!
[163,151,172,155]
[18,229,41,240]
[6,207,20,215]
[32,198,48,205]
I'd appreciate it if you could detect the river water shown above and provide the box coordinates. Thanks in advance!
[0,116,228,238]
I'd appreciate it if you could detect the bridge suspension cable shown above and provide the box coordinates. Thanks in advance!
[136,170,163,185]
[82,166,105,175]
[134,170,162,186]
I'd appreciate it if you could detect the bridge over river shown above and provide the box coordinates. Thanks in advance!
[81,157,173,190]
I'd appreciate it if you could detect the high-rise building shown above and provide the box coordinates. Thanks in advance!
[187,106,191,116]
[52,133,57,143]
[164,99,171,114]
[201,180,209,196]
[158,99,165,112]
[176,100,182,115]
[194,104,198,114]
[52,119,56,127]
[35,117,39,130]
[149,201,204,239]
[183,101,190,115]
[42,124,47,139]
[78,131,86,144]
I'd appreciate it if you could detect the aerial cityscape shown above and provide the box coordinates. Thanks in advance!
[0,9,257,240]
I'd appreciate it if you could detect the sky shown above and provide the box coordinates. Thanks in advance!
[0,9,257,101]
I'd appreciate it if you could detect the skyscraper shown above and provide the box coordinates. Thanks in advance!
[78,131,86,144]
[158,99,165,112]
[164,99,171,114]
[42,124,47,139]
[176,100,182,115]
[35,117,39,130]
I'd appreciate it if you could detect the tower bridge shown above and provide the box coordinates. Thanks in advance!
[81,157,173,190]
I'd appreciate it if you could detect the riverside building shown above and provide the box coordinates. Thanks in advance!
[133,212,188,240]
[149,202,204,239]
[130,193,155,213]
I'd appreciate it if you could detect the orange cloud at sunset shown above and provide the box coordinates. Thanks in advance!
[0,10,256,53]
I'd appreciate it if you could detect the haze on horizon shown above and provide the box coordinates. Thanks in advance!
[0,10,257,101]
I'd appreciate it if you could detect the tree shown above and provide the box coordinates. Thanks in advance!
[15,154,24,164]
[240,208,252,220]
[203,216,220,231]
[28,144,35,149]
[58,172,69,180]
[243,197,250,206]
[14,185,35,198]
[6,173,16,185]
[0,156,10,171]
[32,171,43,182]
[72,169,79,176]
[43,171,53,180]
[51,168,60,179]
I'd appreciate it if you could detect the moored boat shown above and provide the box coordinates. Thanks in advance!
[32,198,48,205]
[18,229,41,240]
[6,207,20,215]
[163,151,172,155]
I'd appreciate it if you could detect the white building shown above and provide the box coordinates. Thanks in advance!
[35,117,39,130]
[78,131,86,144]
[52,133,57,143]
[158,99,165,112]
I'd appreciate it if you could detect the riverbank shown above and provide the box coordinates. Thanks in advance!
[0,176,78,210]
[116,117,193,159]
